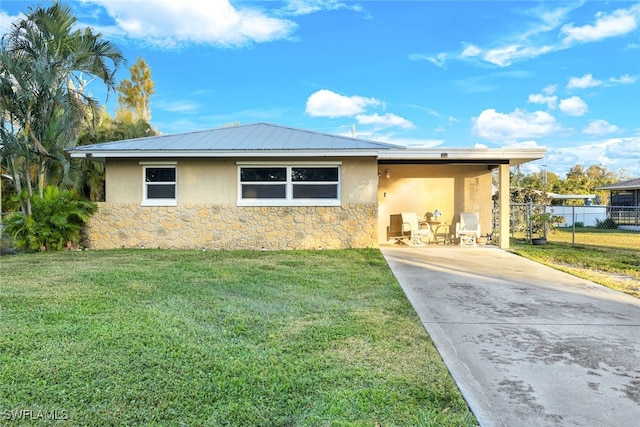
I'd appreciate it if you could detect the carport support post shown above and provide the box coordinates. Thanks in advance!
[498,164,510,249]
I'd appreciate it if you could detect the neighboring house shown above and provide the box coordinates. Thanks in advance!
[68,123,545,250]
[596,178,640,226]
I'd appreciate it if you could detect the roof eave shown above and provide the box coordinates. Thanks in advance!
[69,147,546,165]
[68,149,388,159]
[378,148,546,165]
[596,185,640,190]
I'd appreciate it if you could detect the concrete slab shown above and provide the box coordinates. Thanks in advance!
[381,245,640,427]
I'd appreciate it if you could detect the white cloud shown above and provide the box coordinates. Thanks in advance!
[409,52,449,68]
[282,0,361,16]
[355,113,414,129]
[472,108,561,140]
[567,73,603,89]
[305,90,381,118]
[546,136,640,177]
[561,6,639,44]
[413,4,640,68]
[605,136,640,160]
[504,140,541,149]
[388,138,444,148]
[483,44,554,67]
[0,10,17,35]
[155,100,200,113]
[86,0,297,48]
[583,119,621,136]
[461,44,482,58]
[609,74,637,84]
[334,130,442,148]
[528,93,558,109]
[559,96,588,116]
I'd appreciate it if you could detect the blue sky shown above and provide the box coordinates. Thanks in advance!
[2,1,639,178]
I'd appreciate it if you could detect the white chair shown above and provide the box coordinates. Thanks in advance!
[401,212,430,246]
[456,212,481,247]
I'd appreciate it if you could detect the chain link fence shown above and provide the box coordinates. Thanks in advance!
[507,203,640,250]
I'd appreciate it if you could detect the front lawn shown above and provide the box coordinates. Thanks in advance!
[0,249,475,426]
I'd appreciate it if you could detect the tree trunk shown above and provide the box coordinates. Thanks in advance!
[9,156,30,216]
[38,160,46,198]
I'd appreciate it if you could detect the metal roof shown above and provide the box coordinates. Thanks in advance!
[596,178,640,191]
[68,123,400,156]
[547,192,595,200]
[67,122,545,165]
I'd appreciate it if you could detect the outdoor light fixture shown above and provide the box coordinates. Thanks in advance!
[385,169,390,179]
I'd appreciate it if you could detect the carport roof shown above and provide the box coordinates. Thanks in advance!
[68,122,545,164]
[378,147,546,166]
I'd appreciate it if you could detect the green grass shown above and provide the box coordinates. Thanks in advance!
[552,227,640,250]
[510,227,640,251]
[0,249,475,426]
[509,241,640,298]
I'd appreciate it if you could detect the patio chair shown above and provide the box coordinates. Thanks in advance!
[456,212,481,247]
[401,212,430,246]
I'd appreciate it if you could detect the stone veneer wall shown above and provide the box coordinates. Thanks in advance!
[83,203,378,250]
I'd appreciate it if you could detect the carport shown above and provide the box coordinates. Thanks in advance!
[376,148,545,248]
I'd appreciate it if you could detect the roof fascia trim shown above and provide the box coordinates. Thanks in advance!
[69,149,386,159]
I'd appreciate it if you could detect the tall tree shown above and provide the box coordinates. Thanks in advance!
[563,164,618,205]
[116,57,155,122]
[511,164,623,206]
[76,109,156,201]
[0,2,123,212]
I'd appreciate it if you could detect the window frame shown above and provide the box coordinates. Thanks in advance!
[141,162,178,206]
[237,162,341,207]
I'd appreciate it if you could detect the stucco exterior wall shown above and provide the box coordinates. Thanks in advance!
[87,157,379,250]
[377,164,493,243]
[105,157,378,205]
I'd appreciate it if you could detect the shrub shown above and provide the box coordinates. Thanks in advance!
[595,218,618,230]
[530,212,565,238]
[574,221,585,228]
[2,186,97,251]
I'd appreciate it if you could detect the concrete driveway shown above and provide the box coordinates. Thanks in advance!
[381,245,640,427]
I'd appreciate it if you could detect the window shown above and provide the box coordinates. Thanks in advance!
[143,165,177,206]
[611,190,635,207]
[238,164,340,206]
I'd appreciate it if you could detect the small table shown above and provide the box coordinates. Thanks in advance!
[433,222,452,245]
[420,220,439,244]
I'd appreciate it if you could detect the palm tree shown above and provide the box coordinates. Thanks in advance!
[0,2,123,210]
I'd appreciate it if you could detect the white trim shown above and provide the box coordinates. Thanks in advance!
[142,199,178,207]
[139,160,178,165]
[378,148,546,164]
[236,160,342,166]
[237,164,341,207]
[142,164,177,206]
[70,150,383,159]
[237,199,341,207]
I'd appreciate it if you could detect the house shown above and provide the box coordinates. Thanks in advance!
[67,123,545,250]
[596,178,640,226]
